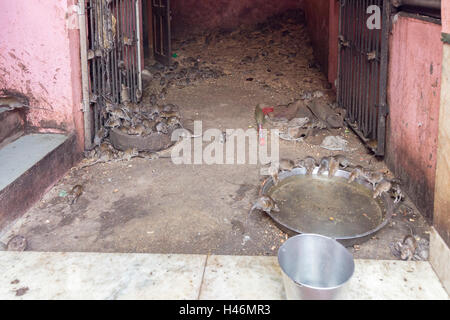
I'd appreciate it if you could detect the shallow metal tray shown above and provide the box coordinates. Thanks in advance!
[110,128,176,152]
[260,167,394,247]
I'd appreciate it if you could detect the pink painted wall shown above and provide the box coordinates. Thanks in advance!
[0,0,84,150]
[443,0,450,33]
[386,15,443,221]
[170,0,305,37]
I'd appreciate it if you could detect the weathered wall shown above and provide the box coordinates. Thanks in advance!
[386,15,442,222]
[0,0,84,150]
[433,0,450,246]
[170,0,305,37]
[303,0,330,75]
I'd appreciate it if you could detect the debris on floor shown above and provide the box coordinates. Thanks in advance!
[321,135,350,151]
[0,9,431,259]
[389,235,430,261]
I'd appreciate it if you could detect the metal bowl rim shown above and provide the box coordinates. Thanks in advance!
[261,167,394,242]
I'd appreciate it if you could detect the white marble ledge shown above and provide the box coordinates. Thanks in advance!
[0,252,448,300]
[0,251,206,300]
[342,260,449,300]
[199,255,286,300]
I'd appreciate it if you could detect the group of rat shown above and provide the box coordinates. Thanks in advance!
[251,154,404,216]
[250,154,430,261]
[82,103,181,170]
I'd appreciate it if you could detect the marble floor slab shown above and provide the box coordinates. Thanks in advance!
[199,255,286,300]
[342,260,449,300]
[0,252,206,300]
[0,252,447,300]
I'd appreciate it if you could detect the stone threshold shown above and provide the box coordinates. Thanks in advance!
[0,251,447,300]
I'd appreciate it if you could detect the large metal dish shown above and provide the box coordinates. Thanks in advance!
[260,167,394,247]
[109,128,176,152]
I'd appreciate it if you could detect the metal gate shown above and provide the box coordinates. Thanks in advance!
[337,0,390,156]
[152,0,172,66]
[85,0,142,143]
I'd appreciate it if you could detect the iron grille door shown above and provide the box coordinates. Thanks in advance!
[152,0,172,66]
[85,0,142,142]
[337,0,390,156]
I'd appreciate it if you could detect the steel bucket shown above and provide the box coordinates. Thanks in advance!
[278,234,355,300]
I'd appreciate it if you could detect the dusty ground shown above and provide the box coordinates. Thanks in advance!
[0,11,430,258]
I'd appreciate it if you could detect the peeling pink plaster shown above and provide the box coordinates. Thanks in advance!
[386,15,443,221]
[0,0,84,150]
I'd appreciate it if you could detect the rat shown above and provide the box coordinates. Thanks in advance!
[279,159,295,172]
[250,196,280,215]
[120,84,130,103]
[373,179,392,199]
[268,165,279,186]
[128,124,147,136]
[0,96,52,111]
[362,169,385,189]
[348,165,364,183]
[167,116,181,129]
[328,156,340,178]
[390,221,428,261]
[296,156,317,175]
[6,235,27,252]
[90,127,109,151]
[333,154,351,169]
[67,185,84,205]
[155,121,169,134]
[137,151,172,160]
[105,117,121,129]
[400,235,418,261]
[80,149,115,168]
[317,157,331,176]
[117,148,139,162]
[390,181,405,204]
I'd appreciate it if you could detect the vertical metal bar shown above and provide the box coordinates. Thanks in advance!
[345,1,353,119]
[363,0,372,137]
[125,0,131,101]
[136,0,143,92]
[360,0,367,135]
[350,0,358,123]
[79,0,93,149]
[344,1,351,118]
[94,0,100,132]
[372,0,381,141]
[89,0,97,102]
[337,0,343,106]
[129,0,135,101]
[130,0,137,102]
[112,2,117,102]
[356,0,363,128]
[105,0,112,100]
[117,0,123,102]
[376,0,390,155]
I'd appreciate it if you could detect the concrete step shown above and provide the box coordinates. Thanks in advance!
[0,107,25,148]
[0,133,80,229]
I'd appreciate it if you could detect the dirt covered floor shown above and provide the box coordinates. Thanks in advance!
[1,11,430,258]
